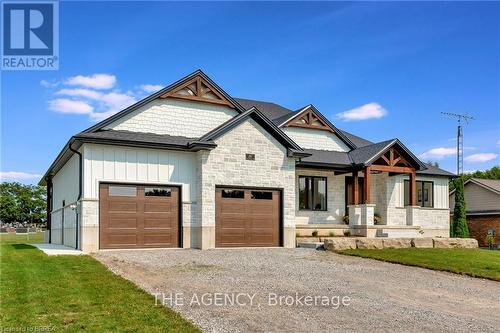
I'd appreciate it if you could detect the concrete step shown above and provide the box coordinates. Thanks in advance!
[297,241,324,250]
[377,228,422,238]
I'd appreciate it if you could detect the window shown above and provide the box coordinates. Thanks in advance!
[299,176,327,211]
[221,189,244,198]
[109,185,137,197]
[145,187,171,197]
[404,180,433,207]
[251,191,272,200]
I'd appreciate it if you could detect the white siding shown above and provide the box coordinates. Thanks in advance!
[282,127,350,152]
[103,99,238,137]
[51,154,80,247]
[83,144,197,203]
[52,154,80,210]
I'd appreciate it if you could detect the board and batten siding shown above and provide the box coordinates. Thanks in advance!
[102,99,238,137]
[282,127,350,152]
[393,175,449,209]
[82,144,197,203]
[51,153,80,247]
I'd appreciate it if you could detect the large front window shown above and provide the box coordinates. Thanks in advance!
[404,180,433,207]
[299,176,327,211]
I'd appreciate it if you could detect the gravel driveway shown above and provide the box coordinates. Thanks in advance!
[95,248,500,332]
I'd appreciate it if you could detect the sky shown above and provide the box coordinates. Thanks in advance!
[1,1,499,184]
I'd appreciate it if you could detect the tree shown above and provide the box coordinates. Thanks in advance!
[449,166,500,191]
[0,182,46,225]
[451,178,469,238]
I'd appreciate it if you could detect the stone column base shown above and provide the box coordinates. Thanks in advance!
[283,227,296,248]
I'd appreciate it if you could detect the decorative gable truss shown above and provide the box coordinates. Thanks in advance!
[373,147,412,168]
[159,76,235,108]
[283,106,333,132]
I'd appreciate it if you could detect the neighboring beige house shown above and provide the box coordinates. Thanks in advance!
[40,70,454,253]
[450,178,500,246]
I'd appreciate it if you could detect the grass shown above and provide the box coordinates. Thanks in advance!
[0,232,200,332]
[339,248,500,281]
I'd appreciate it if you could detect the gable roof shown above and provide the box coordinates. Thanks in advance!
[450,178,500,196]
[199,107,305,152]
[234,98,370,150]
[82,70,246,134]
[349,139,426,170]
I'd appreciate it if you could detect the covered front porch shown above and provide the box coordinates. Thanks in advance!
[295,139,450,238]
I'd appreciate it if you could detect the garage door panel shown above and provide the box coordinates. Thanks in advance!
[216,187,280,247]
[143,232,174,246]
[220,201,246,213]
[144,217,173,229]
[218,229,246,246]
[105,233,138,247]
[108,217,138,229]
[219,216,246,229]
[100,184,179,249]
[144,202,172,213]
[107,201,138,212]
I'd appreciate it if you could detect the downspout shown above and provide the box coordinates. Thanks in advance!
[69,142,82,250]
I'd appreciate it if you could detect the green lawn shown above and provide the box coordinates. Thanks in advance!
[0,232,200,332]
[339,248,500,281]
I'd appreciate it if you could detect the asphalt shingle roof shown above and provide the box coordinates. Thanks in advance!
[470,178,500,193]
[235,98,292,121]
[75,130,196,147]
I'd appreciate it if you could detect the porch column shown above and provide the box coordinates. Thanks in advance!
[363,166,371,204]
[352,170,359,205]
[409,169,416,206]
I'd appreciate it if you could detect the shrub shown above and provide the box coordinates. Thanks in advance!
[451,178,470,238]
[342,215,349,225]
[311,230,318,237]
[374,213,382,225]
[343,230,351,237]
[328,231,335,237]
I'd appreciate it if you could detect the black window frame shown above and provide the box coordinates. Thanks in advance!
[404,180,434,208]
[299,176,327,211]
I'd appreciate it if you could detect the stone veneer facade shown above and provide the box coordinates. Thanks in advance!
[195,118,297,249]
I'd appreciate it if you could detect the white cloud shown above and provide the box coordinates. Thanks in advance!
[40,79,58,88]
[464,153,498,163]
[336,102,388,121]
[0,171,41,181]
[65,74,116,89]
[419,147,456,160]
[48,99,94,114]
[56,88,102,100]
[139,84,163,93]
[54,88,137,120]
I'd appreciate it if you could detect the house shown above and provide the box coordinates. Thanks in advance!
[450,178,500,246]
[39,70,454,252]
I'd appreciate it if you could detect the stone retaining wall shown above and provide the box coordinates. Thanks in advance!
[322,237,478,251]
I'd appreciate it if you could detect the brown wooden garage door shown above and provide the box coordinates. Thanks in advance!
[215,187,281,247]
[99,184,179,249]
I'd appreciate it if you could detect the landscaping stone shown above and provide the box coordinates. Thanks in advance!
[356,238,383,249]
[432,238,479,248]
[382,238,412,249]
[411,238,434,248]
[323,237,357,251]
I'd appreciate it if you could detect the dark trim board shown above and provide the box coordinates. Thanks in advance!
[98,181,183,249]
